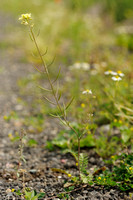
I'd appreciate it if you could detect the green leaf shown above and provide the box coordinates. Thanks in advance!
[51,168,69,176]
[52,67,61,84]
[121,132,130,143]
[38,85,52,92]
[25,190,35,199]
[27,139,38,147]
[38,193,46,199]
[65,97,74,110]
[80,134,95,148]
[43,96,56,105]
[80,173,89,183]
[79,153,88,174]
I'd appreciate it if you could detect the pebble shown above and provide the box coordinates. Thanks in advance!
[89,157,95,163]
[83,190,88,194]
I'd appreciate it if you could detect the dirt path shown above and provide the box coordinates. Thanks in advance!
[0,11,130,200]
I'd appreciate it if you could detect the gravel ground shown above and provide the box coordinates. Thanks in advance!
[0,11,132,200]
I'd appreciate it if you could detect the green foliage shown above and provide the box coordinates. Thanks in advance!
[95,135,121,158]
[64,149,78,162]
[57,192,70,200]
[79,153,93,184]
[110,119,133,149]
[11,1,133,193]
[64,0,96,11]
[16,189,45,200]
[3,111,19,122]
[103,0,133,21]
[24,114,44,133]
[57,186,75,200]
[95,153,133,191]
[51,122,95,150]
[116,34,133,51]
[79,153,88,174]
[27,139,38,147]
[45,141,55,151]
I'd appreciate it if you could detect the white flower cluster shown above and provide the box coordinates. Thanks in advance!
[82,89,92,95]
[69,62,107,75]
[104,70,124,81]
[69,62,90,71]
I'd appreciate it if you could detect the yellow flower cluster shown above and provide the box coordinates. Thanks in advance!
[113,119,122,124]
[19,13,32,25]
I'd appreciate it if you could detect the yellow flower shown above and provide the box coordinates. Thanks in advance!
[87,130,91,134]
[111,155,115,159]
[114,119,117,123]
[68,174,71,177]
[19,13,32,21]
[118,120,122,124]
[98,177,101,180]
[81,103,85,108]
[76,163,78,166]
[129,167,133,171]
[130,127,133,131]
[3,115,8,120]
[8,133,13,140]
[103,178,106,181]
[19,13,32,25]
[11,189,15,192]
[85,125,89,130]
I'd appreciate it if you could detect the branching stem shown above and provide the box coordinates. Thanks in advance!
[29,26,81,179]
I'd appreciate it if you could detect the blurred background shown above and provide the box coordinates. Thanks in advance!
[0,0,133,64]
[0,0,133,127]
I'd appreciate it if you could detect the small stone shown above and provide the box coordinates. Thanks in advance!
[89,157,95,163]
[83,190,88,194]
[103,192,112,200]
[29,169,37,174]
[110,189,116,194]
[15,104,23,111]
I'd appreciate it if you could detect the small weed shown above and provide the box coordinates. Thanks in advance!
[95,153,133,191]
[17,8,133,198]
[18,13,95,182]
[16,188,45,200]
[51,123,95,150]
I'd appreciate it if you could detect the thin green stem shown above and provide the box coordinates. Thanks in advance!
[29,26,81,179]
[78,137,81,180]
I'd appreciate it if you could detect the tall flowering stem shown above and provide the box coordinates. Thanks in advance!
[19,13,82,180]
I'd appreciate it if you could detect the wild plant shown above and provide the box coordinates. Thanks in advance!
[15,129,45,199]
[17,129,27,191]
[104,70,133,150]
[18,13,93,183]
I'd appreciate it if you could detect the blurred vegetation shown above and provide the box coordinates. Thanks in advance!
[1,0,133,158]
[0,0,133,63]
